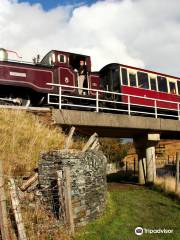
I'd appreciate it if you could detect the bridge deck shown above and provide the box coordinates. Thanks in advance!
[52,109,180,139]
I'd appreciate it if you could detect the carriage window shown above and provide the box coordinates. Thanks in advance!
[58,54,66,63]
[137,72,149,89]
[129,73,137,87]
[177,81,180,95]
[150,78,157,91]
[121,68,128,85]
[157,76,168,92]
[169,82,177,94]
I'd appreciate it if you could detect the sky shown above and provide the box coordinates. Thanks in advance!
[1,0,180,76]
[18,0,98,10]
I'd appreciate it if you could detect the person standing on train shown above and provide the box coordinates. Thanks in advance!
[78,60,88,95]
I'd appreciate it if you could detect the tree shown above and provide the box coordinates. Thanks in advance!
[99,138,132,166]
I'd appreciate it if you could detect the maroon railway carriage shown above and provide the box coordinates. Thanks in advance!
[99,63,180,113]
[0,48,100,106]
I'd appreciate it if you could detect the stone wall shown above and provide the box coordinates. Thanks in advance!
[38,149,107,227]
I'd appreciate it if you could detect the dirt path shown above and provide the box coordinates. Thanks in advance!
[107,182,145,191]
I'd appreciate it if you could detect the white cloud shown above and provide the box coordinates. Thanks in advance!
[0,0,180,76]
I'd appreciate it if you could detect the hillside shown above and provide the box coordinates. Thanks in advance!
[0,109,179,240]
[0,109,65,175]
[123,140,180,169]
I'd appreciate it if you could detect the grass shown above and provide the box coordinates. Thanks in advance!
[0,109,71,239]
[0,109,88,240]
[75,186,180,240]
[155,176,180,198]
[0,109,65,175]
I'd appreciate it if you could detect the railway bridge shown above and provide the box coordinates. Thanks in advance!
[53,109,180,184]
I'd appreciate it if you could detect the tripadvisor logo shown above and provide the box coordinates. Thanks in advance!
[135,227,174,236]
[135,227,143,236]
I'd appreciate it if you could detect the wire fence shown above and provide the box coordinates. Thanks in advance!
[0,168,72,240]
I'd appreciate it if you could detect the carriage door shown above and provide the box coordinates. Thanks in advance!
[111,68,120,92]
[111,68,121,102]
[168,78,177,95]
[105,67,120,101]
[103,67,119,92]
[58,67,76,93]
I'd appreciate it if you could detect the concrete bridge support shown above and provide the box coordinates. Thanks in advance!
[134,139,146,185]
[146,145,156,183]
[134,134,160,184]
[146,143,156,183]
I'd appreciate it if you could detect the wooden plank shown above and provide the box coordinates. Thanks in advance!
[9,178,27,240]
[90,138,99,150]
[26,179,38,193]
[64,127,75,150]
[57,170,66,223]
[94,143,100,151]
[82,133,98,152]
[20,173,38,191]
[0,160,11,240]
[176,152,180,193]
[63,167,75,235]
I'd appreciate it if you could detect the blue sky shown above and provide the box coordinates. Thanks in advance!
[18,0,98,10]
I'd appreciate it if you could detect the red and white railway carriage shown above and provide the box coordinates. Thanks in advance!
[99,63,180,112]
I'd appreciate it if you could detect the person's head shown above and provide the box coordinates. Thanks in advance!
[80,60,85,66]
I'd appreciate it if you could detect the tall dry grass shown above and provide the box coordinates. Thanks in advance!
[155,176,180,198]
[0,109,65,175]
[0,109,72,239]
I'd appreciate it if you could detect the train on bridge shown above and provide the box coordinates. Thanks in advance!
[0,48,180,116]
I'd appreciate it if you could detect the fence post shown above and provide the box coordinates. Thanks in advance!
[57,170,66,223]
[9,178,27,240]
[0,160,11,240]
[175,152,180,193]
[64,126,75,150]
[133,158,136,176]
[47,93,50,105]
[154,100,157,118]
[63,167,74,236]
[126,161,128,173]
[128,96,130,115]
[96,91,99,112]
[59,86,62,109]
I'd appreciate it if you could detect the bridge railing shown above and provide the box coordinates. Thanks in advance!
[47,83,180,120]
